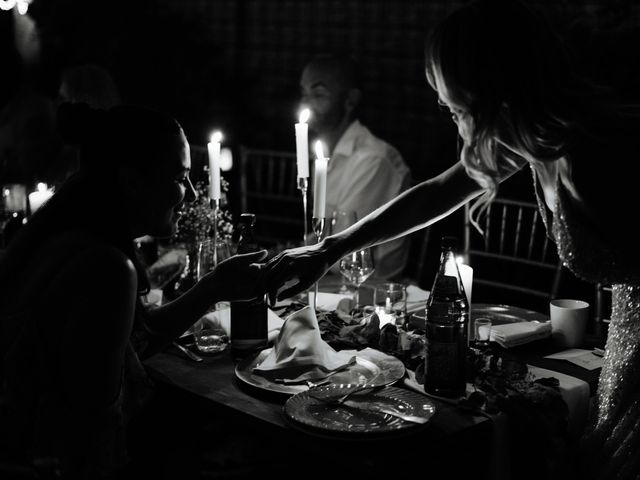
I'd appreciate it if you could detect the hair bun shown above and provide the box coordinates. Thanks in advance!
[57,102,107,146]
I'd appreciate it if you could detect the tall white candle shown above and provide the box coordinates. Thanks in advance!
[295,108,310,179]
[457,261,473,307]
[28,182,53,214]
[312,140,328,219]
[207,131,223,201]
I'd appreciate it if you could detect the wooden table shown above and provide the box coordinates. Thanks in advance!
[143,346,494,478]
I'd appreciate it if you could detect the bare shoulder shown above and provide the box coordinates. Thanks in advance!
[37,231,137,293]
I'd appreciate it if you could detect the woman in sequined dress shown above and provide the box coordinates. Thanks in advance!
[265,1,640,478]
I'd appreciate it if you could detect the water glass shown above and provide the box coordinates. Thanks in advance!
[197,239,231,280]
[473,317,492,349]
[193,301,231,353]
[374,283,408,329]
[193,240,232,352]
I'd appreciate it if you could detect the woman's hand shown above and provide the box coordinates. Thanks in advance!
[198,250,269,302]
[263,242,334,305]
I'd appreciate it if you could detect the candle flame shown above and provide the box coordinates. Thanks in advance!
[314,140,325,159]
[210,131,223,143]
[298,108,310,124]
[37,182,47,192]
[16,0,28,14]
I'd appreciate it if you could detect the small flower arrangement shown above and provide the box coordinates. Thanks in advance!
[173,176,234,245]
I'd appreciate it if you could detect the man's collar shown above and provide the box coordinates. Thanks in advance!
[332,119,362,157]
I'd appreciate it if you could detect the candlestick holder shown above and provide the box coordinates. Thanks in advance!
[210,197,220,264]
[297,177,309,246]
[310,217,326,312]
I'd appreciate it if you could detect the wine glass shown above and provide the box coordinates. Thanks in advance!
[339,248,375,312]
[330,210,358,294]
[193,239,232,353]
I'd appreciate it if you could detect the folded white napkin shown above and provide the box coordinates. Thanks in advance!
[315,292,352,311]
[406,285,430,313]
[490,321,552,348]
[253,305,356,383]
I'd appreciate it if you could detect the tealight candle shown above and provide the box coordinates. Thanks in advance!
[312,140,328,219]
[207,131,223,201]
[28,182,53,214]
[295,108,310,179]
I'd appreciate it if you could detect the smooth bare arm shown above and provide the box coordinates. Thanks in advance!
[265,161,485,301]
[139,249,268,356]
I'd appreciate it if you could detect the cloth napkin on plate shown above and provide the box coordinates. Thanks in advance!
[253,305,356,384]
[490,321,552,348]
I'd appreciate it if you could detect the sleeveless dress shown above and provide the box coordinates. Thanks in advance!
[0,234,155,478]
[532,164,640,479]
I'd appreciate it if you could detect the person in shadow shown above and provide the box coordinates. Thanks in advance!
[48,63,124,187]
[0,102,268,479]
[266,1,640,479]
[299,53,412,281]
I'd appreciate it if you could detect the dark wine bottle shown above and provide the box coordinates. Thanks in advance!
[229,213,268,360]
[424,236,469,398]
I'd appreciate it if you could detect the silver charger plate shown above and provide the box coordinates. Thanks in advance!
[235,347,405,395]
[471,303,549,325]
[284,385,435,437]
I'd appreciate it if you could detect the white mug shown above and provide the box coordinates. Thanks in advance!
[550,299,589,348]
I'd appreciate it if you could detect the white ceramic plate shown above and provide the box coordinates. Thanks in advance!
[235,347,405,395]
[471,303,549,325]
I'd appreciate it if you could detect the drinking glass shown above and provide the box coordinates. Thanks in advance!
[1,184,27,247]
[473,317,492,350]
[374,283,408,329]
[339,248,375,311]
[330,210,358,295]
[193,239,232,353]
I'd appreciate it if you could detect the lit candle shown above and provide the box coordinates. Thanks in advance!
[295,108,310,179]
[28,182,53,214]
[2,184,27,213]
[312,140,328,219]
[207,131,223,201]
[456,257,473,307]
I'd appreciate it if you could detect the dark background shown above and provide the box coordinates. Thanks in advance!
[4,0,640,308]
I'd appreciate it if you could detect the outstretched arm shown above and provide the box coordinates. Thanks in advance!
[265,160,485,302]
[138,249,268,357]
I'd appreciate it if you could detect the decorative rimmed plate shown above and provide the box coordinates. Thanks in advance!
[235,347,405,395]
[283,385,435,437]
[472,303,549,325]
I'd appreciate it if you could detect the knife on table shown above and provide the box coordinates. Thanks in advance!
[341,399,429,424]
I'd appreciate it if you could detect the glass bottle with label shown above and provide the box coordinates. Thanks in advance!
[229,213,268,360]
[424,236,469,398]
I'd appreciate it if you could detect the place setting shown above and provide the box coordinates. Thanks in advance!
[234,303,435,437]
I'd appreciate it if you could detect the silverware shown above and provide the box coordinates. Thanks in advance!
[172,341,203,362]
[308,383,383,404]
[341,399,429,424]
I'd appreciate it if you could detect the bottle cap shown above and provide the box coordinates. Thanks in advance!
[239,213,256,226]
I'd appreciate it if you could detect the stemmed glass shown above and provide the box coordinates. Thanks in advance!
[330,210,358,294]
[339,248,375,313]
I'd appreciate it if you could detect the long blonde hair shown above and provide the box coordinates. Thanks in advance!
[425,0,611,231]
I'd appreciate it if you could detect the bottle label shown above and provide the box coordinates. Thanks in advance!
[230,298,268,352]
[424,322,467,397]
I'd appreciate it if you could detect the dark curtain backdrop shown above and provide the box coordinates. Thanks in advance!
[26,0,640,182]
[14,0,640,293]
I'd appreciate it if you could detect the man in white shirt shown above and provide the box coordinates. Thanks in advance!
[300,53,412,280]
